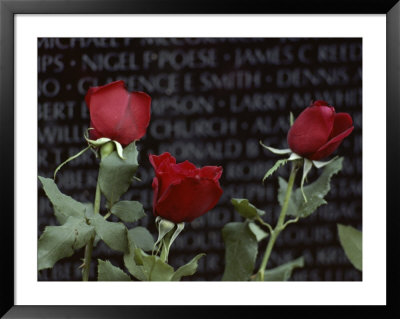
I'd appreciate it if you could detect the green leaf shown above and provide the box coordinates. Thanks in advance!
[171,253,205,281]
[248,222,269,242]
[124,255,147,281]
[38,176,87,225]
[259,141,292,155]
[97,259,131,281]
[222,222,258,281]
[83,203,94,219]
[89,214,128,253]
[110,200,146,223]
[231,198,265,219]
[337,224,362,271]
[38,216,95,271]
[123,230,148,281]
[134,248,175,281]
[264,256,305,281]
[98,142,139,207]
[127,227,155,252]
[263,159,288,183]
[278,157,343,218]
[123,227,155,281]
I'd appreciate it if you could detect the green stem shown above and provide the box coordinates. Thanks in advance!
[94,182,101,215]
[257,162,299,281]
[81,238,94,281]
[256,216,274,234]
[81,142,114,281]
[82,170,102,281]
[103,211,111,220]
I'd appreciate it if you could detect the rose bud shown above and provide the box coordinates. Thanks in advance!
[149,152,223,223]
[85,80,151,146]
[287,100,354,160]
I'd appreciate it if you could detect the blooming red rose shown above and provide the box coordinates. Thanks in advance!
[85,80,151,146]
[287,100,354,160]
[149,152,223,223]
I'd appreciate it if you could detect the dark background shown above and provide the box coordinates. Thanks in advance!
[38,37,362,281]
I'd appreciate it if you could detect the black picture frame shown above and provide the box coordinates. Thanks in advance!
[1,0,399,318]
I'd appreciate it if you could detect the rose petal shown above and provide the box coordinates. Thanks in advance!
[149,154,187,199]
[328,113,353,139]
[115,91,151,145]
[87,82,151,145]
[149,152,176,172]
[85,81,125,110]
[309,126,354,160]
[155,177,223,223]
[156,169,186,200]
[88,82,130,141]
[199,166,223,180]
[311,100,329,107]
[150,153,223,223]
[288,105,335,156]
[160,162,200,197]
[88,123,102,141]
[176,160,197,173]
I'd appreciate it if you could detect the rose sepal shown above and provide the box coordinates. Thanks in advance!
[53,146,91,180]
[259,141,291,155]
[287,152,302,161]
[84,128,126,160]
[300,158,313,202]
[153,216,175,250]
[261,139,341,203]
[312,156,339,169]
[153,217,185,262]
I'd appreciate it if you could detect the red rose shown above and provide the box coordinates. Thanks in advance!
[85,80,151,146]
[287,100,354,160]
[149,152,223,223]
